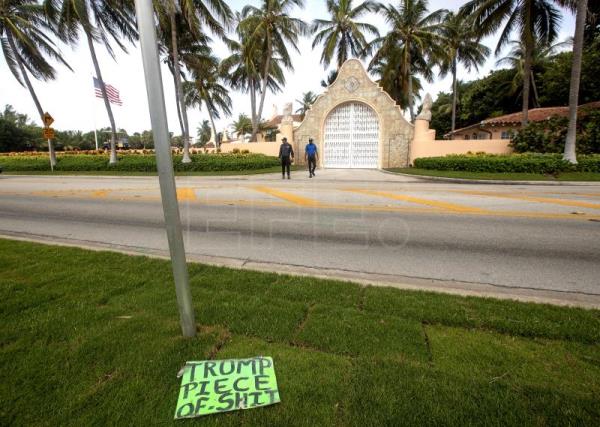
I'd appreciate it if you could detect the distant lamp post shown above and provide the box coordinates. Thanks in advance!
[134,0,196,337]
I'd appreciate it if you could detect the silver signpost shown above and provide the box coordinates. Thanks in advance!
[134,0,196,337]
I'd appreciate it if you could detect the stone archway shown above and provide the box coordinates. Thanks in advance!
[323,102,379,168]
[293,59,413,169]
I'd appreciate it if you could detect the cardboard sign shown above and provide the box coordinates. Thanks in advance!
[174,357,280,419]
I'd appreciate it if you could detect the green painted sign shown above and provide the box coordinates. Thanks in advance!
[174,357,280,419]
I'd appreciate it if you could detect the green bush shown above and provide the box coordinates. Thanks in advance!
[0,153,280,172]
[510,116,568,153]
[413,153,600,174]
[511,110,600,154]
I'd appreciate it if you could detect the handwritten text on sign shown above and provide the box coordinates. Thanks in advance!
[174,357,280,419]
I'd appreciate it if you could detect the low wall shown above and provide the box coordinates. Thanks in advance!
[220,142,280,157]
[410,139,513,164]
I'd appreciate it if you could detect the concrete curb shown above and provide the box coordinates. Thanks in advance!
[381,169,600,186]
[2,232,599,310]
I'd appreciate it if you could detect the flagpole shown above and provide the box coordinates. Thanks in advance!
[93,100,99,150]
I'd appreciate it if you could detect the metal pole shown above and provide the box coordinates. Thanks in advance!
[134,0,196,337]
[47,138,54,172]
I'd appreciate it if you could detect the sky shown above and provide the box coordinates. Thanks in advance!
[0,1,576,139]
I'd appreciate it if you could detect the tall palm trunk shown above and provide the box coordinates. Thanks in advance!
[407,76,414,121]
[563,0,588,164]
[530,71,539,108]
[86,31,118,164]
[172,72,185,138]
[404,47,415,122]
[252,36,272,142]
[7,32,56,167]
[207,107,219,151]
[521,7,534,127]
[170,6,191,163]
[250,81,257,137]
[451,58,458,132]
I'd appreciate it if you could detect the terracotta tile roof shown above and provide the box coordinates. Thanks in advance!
[264,114,304,129]
[483,101,600,125]
[446,101,600,136]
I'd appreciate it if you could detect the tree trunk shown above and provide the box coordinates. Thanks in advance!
[521,13,534,126]
[405,47,415,122]
[207,109,219,151]
[172,71,185,137]
[170,6,191,163]
[252,36,272,142]
[530,71,539,108]
[250,81,257,138]
[407,72,414,122]
[86,31,118,164]
[7,32,56,167]
[451,58,458,132]
[563,0,588,164]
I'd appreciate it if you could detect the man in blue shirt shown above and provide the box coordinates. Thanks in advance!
[304,138,318,178]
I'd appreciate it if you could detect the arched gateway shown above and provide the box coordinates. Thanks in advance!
[293,59,414,169]
[323,102,379,168]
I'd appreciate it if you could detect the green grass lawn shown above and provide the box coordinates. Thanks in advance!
[388,168,600,181]
[1,239,599,426]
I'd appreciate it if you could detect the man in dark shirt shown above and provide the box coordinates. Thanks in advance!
[304,138,318,178]
[278,137,294,179]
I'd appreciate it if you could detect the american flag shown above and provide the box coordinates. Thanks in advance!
[93,77,123,106]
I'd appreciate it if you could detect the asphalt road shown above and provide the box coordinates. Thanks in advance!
[1,171,599,306]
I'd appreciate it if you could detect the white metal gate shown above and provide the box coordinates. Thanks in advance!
[323,102,379,168]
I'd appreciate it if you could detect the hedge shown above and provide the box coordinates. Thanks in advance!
[413,154,600,174]
[0,153,280,172]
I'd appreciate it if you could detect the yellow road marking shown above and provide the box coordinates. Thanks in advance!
[5,188,600,220]
[455,190,600,210]
[251,185,321,207]
[346,189,488,213]
[92,190,109,198]
[176,188,197,201]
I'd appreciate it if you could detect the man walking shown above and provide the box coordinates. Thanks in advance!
[278,137,294,179]
[305,138,318,178]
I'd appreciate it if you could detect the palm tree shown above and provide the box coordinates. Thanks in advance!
[231,113,253,138]
[183,60,232,150]
[367,0,447,121]
[496,38,571,108]
[154,0,232,162]
[295,91,317,119]
[460,0,561,127]
[221,20,286,139]
[369,47,424,109]
[158,13,213,153]
[240,0,308,141]
[311,0,379,68]
[557,0,588,163]
[196,120,211,146]
[53,0,137,164]
[439,12,490,132]
[1,0,72,166]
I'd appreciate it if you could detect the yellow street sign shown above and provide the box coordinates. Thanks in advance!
[43,112,54,127]
[43,127,55,139]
